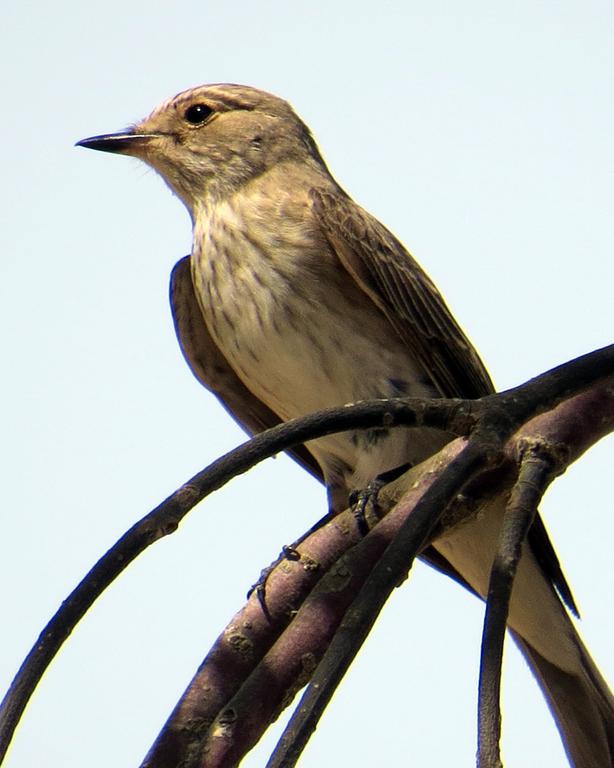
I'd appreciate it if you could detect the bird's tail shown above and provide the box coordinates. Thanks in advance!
[512,625,614,768]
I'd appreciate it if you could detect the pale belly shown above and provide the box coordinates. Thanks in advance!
[190,198,446,499]
[192,247,445,497]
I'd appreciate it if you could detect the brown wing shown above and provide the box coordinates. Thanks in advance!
[311,190,577,611]
[170,255,323,481]
[311,188,493,399]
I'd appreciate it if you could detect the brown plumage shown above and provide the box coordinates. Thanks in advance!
[78,83,613,767]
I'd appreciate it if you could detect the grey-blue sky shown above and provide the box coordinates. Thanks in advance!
[1,2,613,766]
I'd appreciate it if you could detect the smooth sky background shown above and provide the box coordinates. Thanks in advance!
[2,3,613,766]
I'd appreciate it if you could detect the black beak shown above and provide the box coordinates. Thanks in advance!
[76,131,159,154]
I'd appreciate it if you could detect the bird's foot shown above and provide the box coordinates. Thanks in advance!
[350,462,413,534]
[349,482,385,535]
[248,545,302,613]
[247,510,337,608]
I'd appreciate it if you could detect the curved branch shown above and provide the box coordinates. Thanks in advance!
[144,350,614,768]
[1,345,613,764]
[142,367,614,767]
[477,444,556,768]
[0,397,466,762]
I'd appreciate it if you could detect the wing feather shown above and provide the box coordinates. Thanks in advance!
[311,188,576,610]
[312,188,493,399]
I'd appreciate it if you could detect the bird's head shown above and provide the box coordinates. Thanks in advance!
[77,83,326,212]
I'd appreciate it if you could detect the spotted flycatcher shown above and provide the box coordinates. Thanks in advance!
[78,83,613,767]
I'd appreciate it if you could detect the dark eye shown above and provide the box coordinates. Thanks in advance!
[184,103,213,125]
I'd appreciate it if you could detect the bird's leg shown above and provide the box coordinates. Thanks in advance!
[349,462,413,534]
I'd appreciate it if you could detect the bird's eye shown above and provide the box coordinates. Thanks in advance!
[184,103,213,125]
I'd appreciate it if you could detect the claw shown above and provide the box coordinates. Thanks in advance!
[350,480,385,534]
[247,544,313,612]
[350,462,413,534]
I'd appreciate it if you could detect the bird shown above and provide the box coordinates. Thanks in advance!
[77,83,613,767]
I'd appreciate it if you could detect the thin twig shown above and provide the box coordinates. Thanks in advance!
[477,443,556,768]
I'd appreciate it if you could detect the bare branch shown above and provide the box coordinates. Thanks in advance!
[477,443,556,768]
[1,345,613,765]
[0,397,465,762]
[265,440,486,768]
[142,363,614,767]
